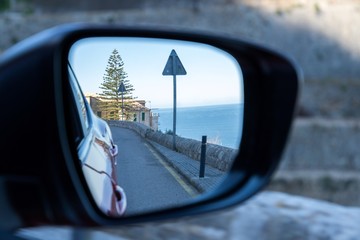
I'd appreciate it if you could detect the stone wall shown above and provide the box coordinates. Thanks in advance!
[280,119,360,171]
[107,120,237,171]
[1,1,360,119]
[268,118,360,206]
[1,1,359,238]
[108,120,150,138]
[1,0,360,119]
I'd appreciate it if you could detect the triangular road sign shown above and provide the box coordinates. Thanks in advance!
[118,81,126,93]
[162,49,187,76]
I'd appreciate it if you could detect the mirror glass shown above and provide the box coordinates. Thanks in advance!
[68,37,244,217]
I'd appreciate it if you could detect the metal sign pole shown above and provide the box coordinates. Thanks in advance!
[121,92,124,121]
[172,74,177,150]
[172,51,177,150]
[162,49,187,151]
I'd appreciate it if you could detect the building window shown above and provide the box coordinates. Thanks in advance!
[97,111,102,118]
[142,112,145,121]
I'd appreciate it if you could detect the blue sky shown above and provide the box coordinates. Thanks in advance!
[69,37,243,109]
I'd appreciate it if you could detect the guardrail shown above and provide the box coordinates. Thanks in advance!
[107,120,238,172]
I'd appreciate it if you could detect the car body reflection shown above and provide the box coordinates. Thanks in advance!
[68,64,127,217]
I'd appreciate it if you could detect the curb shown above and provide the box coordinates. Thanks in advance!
[146,139,226,194]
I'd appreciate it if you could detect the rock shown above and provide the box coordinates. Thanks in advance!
[111,191,360,240]
[19,191,360,239]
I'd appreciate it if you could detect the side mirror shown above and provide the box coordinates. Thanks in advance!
[0,23,300,229]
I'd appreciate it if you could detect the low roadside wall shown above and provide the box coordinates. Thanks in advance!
[108,120,151,138]
[107,120,237,171]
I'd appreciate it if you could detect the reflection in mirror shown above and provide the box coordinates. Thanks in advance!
[68,37,244,217]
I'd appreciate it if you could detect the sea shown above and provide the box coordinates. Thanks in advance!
[153,103,243,149]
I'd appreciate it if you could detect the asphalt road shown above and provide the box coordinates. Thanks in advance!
[110,126,197,216]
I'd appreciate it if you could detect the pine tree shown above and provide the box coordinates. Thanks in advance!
[98,49,135,120]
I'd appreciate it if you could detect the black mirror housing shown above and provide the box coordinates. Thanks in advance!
[0,23,300,229]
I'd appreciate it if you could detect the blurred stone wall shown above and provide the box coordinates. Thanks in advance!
[271,119,360,206]
[2,2,360,238]
[1,0,359,118]
[1,0,360,205]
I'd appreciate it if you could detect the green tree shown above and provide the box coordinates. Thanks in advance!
[98,49,135,120]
